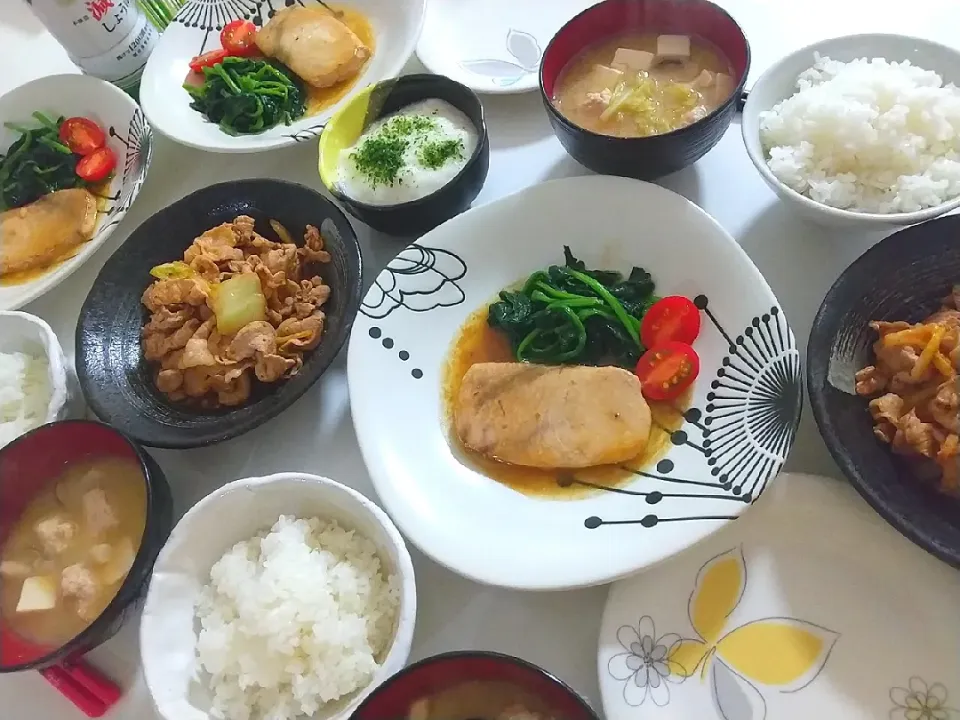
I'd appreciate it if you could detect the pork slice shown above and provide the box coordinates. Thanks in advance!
[454,362,652,469]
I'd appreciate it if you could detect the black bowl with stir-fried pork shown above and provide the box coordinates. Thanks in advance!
[808,215,960,569]
[75,179,363,449]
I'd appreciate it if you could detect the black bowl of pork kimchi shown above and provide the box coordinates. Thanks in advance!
[808,215,960,569]
[75,178,363,449]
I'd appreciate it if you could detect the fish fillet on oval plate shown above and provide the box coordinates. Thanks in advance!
[0,75,151,311]
[141,0,425,153]
[347,175,802,590]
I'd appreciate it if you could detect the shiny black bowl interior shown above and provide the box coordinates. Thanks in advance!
[76,178,363,448]
[807,215,960,569]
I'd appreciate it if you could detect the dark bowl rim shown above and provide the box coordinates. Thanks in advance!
[537,0,752,144]
[349,650,600,720]
[805,220,960,568]
[75,177,364,450]
[0,419,166,672]
[320,73,489,213]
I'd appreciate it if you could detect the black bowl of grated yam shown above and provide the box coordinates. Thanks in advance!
[807,214,960,570]
[75,178,363,449]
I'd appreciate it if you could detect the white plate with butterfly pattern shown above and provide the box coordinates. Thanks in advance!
[415,0,596,94]
[599,472,960,720]
[347,175,802,590]
[140,0,425,153]
[0,74,151,311]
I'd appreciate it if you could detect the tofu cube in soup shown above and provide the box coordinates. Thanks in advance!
[611,48,655,73]
[713,73,735,104]
[692,69,715,89]
[656,34,691,62]
[16,575,58,613]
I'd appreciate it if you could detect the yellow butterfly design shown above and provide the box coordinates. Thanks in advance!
[667,546,839,720]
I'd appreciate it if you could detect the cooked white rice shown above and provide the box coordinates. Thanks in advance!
[195,516,400,720]
[0,350,51,449]
[759,54,960,213]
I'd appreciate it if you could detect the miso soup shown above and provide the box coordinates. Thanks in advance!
[553,32,735,137]
[0,456,146,648]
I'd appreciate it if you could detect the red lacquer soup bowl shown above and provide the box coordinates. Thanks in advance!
[350,651,600,720]
[0,420,173,673]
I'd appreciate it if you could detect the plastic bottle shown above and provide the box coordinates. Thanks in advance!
[23,0,160,97]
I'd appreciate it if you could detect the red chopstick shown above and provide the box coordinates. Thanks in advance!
[39,656,121,718]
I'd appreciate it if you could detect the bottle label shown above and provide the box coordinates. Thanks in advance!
[24,0,158,89]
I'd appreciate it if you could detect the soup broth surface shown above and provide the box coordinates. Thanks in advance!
[408,679,556,720]
[553,32,735,137]
[0,456,146,648]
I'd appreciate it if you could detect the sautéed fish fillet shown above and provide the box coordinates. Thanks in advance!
[0,188,98,277]
[455,362,652,469]
[256,6,371,89]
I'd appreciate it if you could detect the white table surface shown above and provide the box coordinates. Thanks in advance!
[2,1,959,717]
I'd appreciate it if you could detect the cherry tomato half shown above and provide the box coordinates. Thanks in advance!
[640,296,701,349]
[189,48,229,73]
[75,146,117,184]
[59,117,106,156]
[220,19,259,56]
[635,341,700,402]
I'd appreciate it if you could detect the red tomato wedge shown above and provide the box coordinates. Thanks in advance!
[640,296,701,349]
[75,146,116,183]
[189,48,229,73]
[635,342,700,402]
[220,19,259,56]
[59,117,106,156]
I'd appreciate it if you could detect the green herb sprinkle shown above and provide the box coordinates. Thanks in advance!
[417,138,465,170]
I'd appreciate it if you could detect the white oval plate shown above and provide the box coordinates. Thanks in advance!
[599,472,960,720]
[141,0,425,153]
[415,0,595,94]
[0,74,152,311]
[348,176,801,590]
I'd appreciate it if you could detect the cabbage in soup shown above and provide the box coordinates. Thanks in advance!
[552,32,735,137]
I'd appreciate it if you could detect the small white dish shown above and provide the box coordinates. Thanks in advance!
[348,175,801,591]
[141,0,425,153]
[0,311,81,446]
[140,472,417,720]
[598,472,960,720]
[742,33,960,229]
[416,0,594,94]
[0,74,152,311]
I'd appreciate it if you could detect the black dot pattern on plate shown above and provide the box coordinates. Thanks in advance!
[570,298,801,531]
[368,326,422,379]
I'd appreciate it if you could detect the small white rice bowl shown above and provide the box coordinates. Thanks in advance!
[742,34,960,227]
[0,311,78,448]
[760,54,960,213]
[140,473,417,720]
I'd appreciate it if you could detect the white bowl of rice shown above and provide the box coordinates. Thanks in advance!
[742,34,960,228]
[140,472,417,720]
[0,311,77,448]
